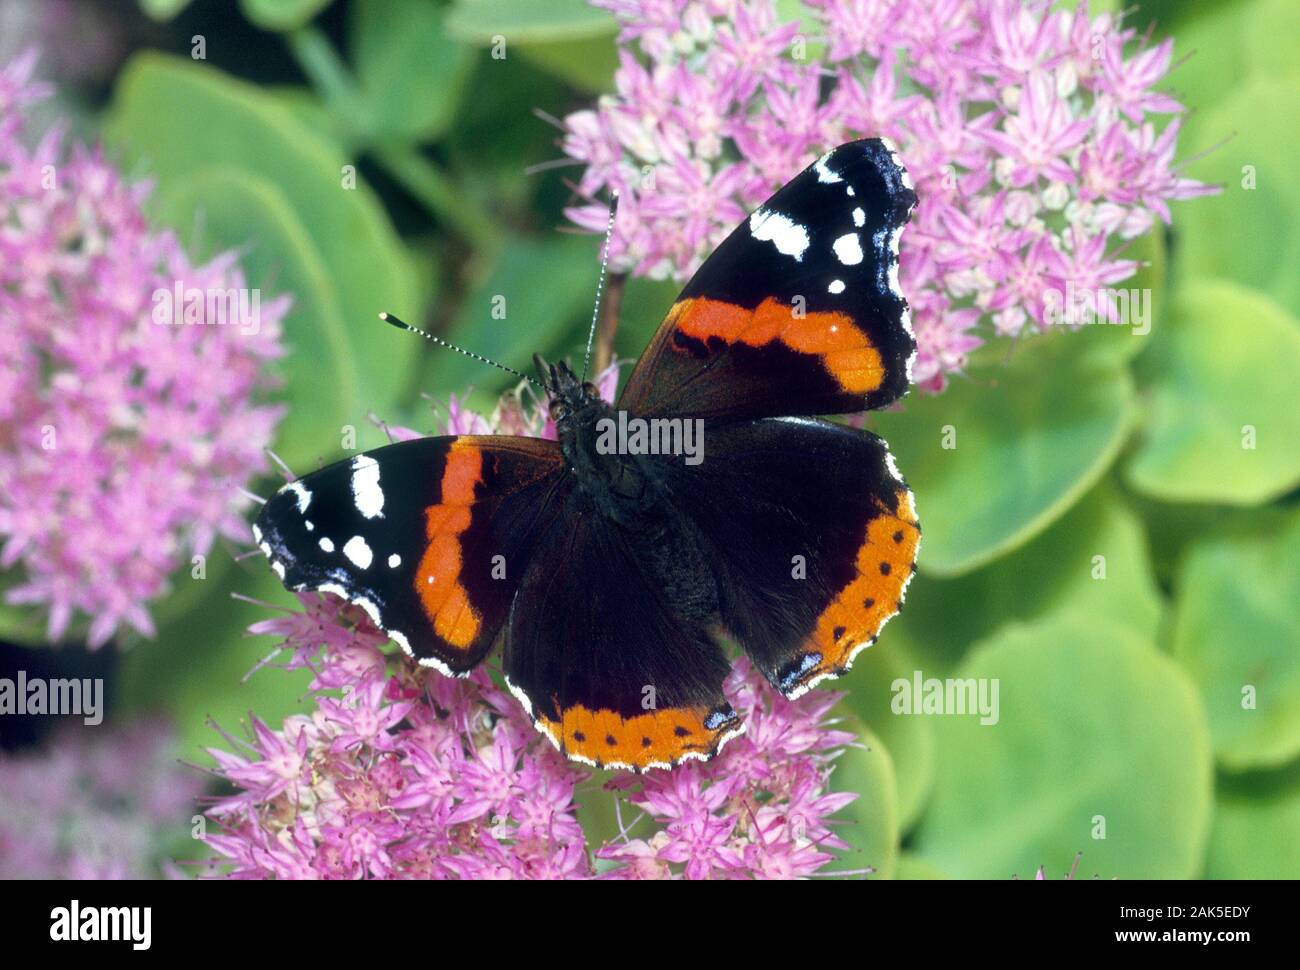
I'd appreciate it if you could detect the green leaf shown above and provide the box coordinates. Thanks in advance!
[1239,0,1300,82]
[1135,0,1248,116]
[839,645,936,834]
[895,853,949,880]
[515,36,619,94]
[1206,764,1300,879]
[1125,494,1237,593]
[828,722,899,879]
[239,0,333,31]
[896,482,1163,675]
[1126,280,1300,505]
[116,567,314,759]
[151,167,360,471]
[351,0,478,143]
[867,337,1135,576]
[422,235,600,401]
[103,54,423,458]
[445,0,616,44]
[1171,507,1300,770]
[1175,76,1300,319]
[913,614,1213,879]
[265,85,339,139]
[1134,0,1296,117]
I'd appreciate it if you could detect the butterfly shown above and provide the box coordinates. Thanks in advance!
[253,138,920,771]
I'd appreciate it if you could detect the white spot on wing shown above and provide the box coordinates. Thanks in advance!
[350,455,384,519]
[853,207,865,227]
[319,537,335,553]
[833,233,864,265]
[343,535,373,569]
[879,135,914,191]
[828,279,846,295]
[814,152,843,184]
[749,208,810,261]
[417,653,457,677]
[282,481,311,513]
[388,553,401,568]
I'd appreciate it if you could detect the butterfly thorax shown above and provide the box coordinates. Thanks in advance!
[538,357,658,524]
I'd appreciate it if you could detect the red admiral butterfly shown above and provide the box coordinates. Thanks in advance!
[253,138,919,771]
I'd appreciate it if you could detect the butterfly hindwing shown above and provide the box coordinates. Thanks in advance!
[254,435,566,675]
[656,417,920,698]
[618,138,918,421]
[504,507,742,771]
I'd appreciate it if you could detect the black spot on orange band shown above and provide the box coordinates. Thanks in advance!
[785,488,920,695]
[537,702,741,771]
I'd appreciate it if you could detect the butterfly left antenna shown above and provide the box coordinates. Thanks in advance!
[580,191,619,383]
[379,313,541,388]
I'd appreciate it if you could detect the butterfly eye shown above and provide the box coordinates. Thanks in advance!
[549,400,569,422]
[581,382,600,399]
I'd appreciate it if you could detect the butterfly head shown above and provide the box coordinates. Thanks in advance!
[534,354,603,426]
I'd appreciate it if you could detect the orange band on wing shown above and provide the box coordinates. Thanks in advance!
[416,442,483,649]
[787,489,920,694]
[672,297,885,393]
[538,703,741,771]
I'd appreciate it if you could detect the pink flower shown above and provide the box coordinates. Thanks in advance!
[561,0,1215,391]
[981,72,1094,186]
[205,592,593,880]
[0,52,288,647]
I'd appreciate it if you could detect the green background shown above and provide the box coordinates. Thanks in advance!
[13,0,1296,879]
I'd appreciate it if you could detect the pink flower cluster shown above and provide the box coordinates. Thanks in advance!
[0,719,203,879]
[210,380,864,879]
[0,51,288,647]
[563,0,1214,390]
[206,592,592,879]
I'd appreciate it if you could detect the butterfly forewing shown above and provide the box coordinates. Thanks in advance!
[618,138,918,421]
[254,435,567,676]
